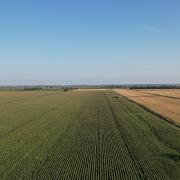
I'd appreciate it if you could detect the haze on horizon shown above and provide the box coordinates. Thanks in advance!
[0,0,180,85]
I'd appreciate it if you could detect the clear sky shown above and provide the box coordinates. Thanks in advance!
[0,0,180,85]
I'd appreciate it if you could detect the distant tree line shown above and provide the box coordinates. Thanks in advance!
[0,84,179,90]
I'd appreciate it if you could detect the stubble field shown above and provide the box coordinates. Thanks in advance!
[0,90,179,179]
[141,89,180,99]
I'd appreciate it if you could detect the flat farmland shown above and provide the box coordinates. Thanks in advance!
[141,89,180,99]
[0,90,180,179]
[114,89,180,126]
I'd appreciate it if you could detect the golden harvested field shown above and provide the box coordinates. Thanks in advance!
[113,89,180,125]
[141,89,180,99]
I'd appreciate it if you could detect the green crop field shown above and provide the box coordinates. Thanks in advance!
[0,90,179,179]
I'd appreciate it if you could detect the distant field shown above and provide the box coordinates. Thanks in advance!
[114,89,180,126]
[141,89,180,99]
[75,88,107,91]
[0,90,179,179]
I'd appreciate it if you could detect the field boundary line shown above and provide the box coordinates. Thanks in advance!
[113,91,180,128]
[140,90,180,100]
[116,97,180,153]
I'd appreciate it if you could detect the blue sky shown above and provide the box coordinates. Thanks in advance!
[0,0,180,85]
